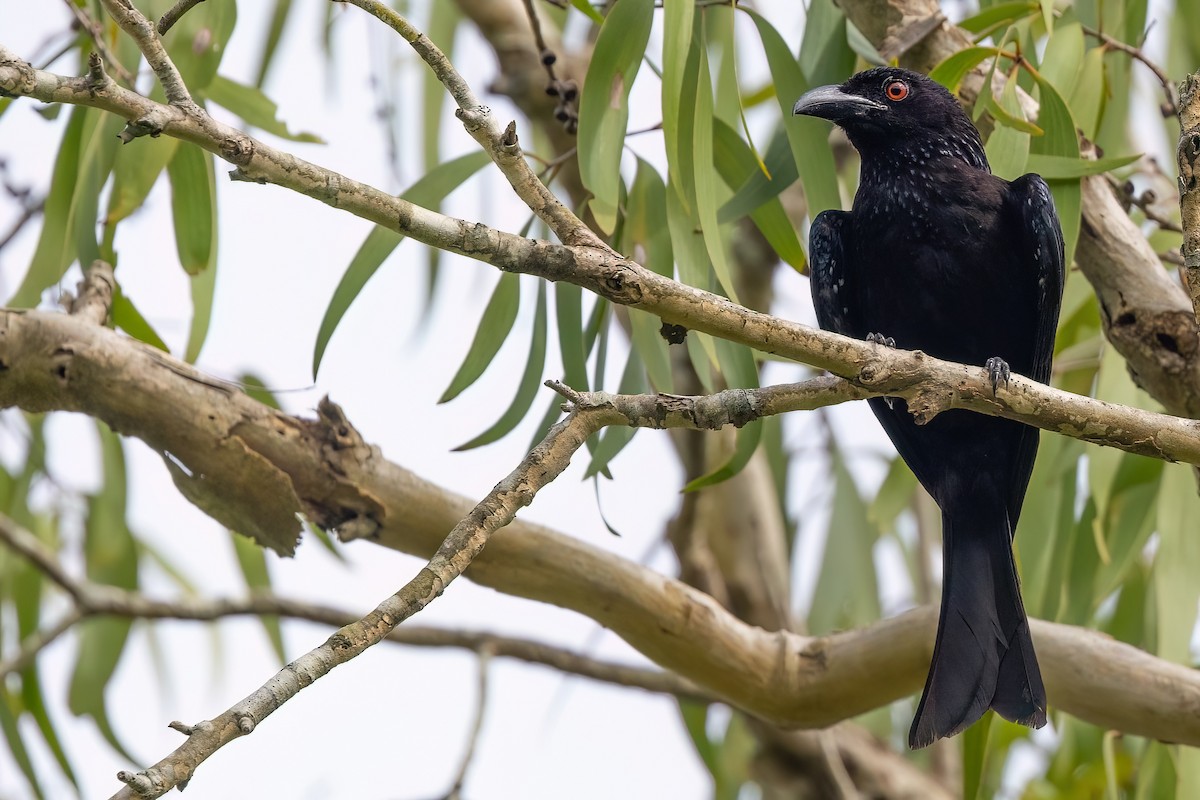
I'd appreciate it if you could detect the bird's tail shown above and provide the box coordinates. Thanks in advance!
[908,503,1047,749]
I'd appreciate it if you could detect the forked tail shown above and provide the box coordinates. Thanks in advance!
[908,504,1047,749]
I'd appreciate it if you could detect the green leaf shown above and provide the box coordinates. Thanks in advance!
[187,246,218,363]
[69,425,138,760]
[110,287,169,352]
[958,2,1039,34]
[0,687,45,799]
[798,0,856,88]
[984,76,1031,180]
[717,129,796,223]
[808,451,881,634]
[313,150,491,376]
[683,338,762,491]
[556,281,589,392]
[1029,73,1082,267]
[166,145,215,276]
[1037,14,1084,101]
[691,33,738,303]
[577,0,653,233]
[1025,152,1141,179]
[930,47,1003,94]
[712,120,805,271]
[454,281,548,450]
[231,532,286,664]
[747,10,841,216]
[164,0,237,93]
[962,712,995,800]
[10,107,109,307]
[206,75,323,142]
[253,0,294,88]
[106,134,179,226]
[868,456,917,531]
[661,0,696,210]
[439,272,522,403]
[1155,463,1200,665]
[569,0,605,24]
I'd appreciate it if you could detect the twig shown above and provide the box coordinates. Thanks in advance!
[67,260,116,325]
[1109,174,1183,233]
[59,0,137,84]
[1083,24,1177,118]
[333,0,601,247]
[100,0,193,106]
[156,0,207,36]
[1178,70,1200,323]
[446,650,492,799]
[0,609,84,677]
[522,0,578,134]
[108,407,606,797]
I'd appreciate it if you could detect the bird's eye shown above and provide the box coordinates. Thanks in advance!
[884,80,909,101]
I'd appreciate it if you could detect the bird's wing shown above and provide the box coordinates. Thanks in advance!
[1004,174,1065,528]
[808,210,859,338]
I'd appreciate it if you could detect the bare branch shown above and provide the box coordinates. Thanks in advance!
[106,407,604,797]
[445,650,491,799]
[1179,70,1200,324]
[1083,24,1177,117]
[99,0,192,106]
[335,0,597,246]
[0,609,84,677]
[59,0,137,84]
[156,0,206,35]
[67,260,115,325]
[1,309,1199,747]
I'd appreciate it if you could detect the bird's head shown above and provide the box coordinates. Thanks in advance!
[793,67,987,171]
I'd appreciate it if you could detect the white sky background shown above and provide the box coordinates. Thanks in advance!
[0,0,1179,798]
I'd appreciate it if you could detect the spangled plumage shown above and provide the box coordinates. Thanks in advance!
[794,68,1064,748]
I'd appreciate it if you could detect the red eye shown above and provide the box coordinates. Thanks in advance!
[885,80,909,101]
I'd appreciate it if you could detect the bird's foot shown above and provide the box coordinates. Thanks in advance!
[867,333,897,408]
[866,332,896,347]
[986,356,1011,396]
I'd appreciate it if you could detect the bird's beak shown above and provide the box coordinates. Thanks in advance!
[792,85,886,121]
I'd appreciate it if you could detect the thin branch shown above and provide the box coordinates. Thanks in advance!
[446,650,491,800]
[59,0,137,84]
[1108,174,1183,233]
[2,309,1200,748]
[333,0,598,246]
[66,260,115,325]
[1179,70,1200,323]
[108,408,604,798]
[0,609,84,677]
[5,51,1198,463]
[156,0,207,36]
[1083,24,1177,118]
[99,0,193,106]
[521,0,578,134]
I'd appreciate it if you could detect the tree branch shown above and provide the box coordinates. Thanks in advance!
[100,0,192,106]
[1,305,1198,747]
[1179,70,1200,324]
[335,0,597,247]
[101,395,605,796]
[5,50,1198,465]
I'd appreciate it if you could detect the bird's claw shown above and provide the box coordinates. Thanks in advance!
[866,333,897,408]
[866,332,896,347]
[986,356,1010,395]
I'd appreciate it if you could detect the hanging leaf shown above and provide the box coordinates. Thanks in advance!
[206,75,323,142]
[577,0,653,233]
[454,281,548,450]
[439,272,522,403]
[313,150,491,376]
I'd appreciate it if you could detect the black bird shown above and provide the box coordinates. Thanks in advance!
[793,68,1064,748]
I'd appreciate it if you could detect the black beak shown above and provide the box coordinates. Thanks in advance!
[792,85,886,122]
